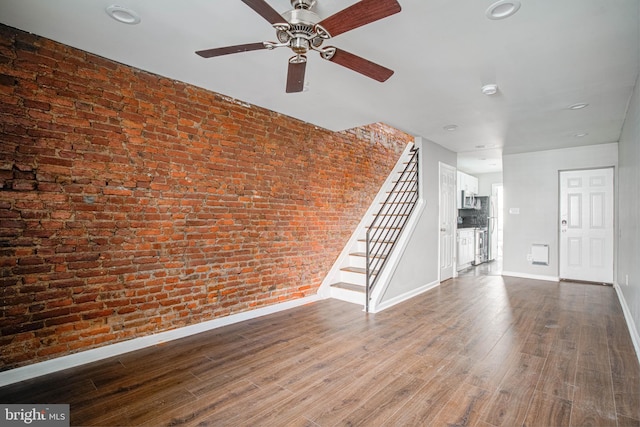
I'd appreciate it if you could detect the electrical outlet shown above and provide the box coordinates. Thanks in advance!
[526,253,533,262]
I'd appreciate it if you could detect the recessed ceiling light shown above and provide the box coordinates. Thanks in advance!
[574,132,589,138]
[486,1,521,20]
[481,84,498,95]
[443,125,458,132]
[568,103,589,110]
[106,5,141,24]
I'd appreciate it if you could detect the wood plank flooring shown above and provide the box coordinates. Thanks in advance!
[1,275,639,426]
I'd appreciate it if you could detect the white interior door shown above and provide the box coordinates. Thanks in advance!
[559,168,614,283]
[439,163,456,281]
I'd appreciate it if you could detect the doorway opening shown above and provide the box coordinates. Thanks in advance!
[458,183,503,278]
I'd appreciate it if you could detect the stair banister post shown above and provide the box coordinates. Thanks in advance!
[365,228,371,313]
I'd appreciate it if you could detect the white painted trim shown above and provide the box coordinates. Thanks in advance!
[501,271,560,282]
[369,279,440,313]
[0,295,324,388]
[614,283,640,365]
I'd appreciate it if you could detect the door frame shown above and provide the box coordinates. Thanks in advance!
[558,166,615,283]
[490,183,503,261]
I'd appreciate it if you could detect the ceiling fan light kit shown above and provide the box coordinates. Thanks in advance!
[195,0,401,93]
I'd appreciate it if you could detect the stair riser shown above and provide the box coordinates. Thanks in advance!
[348,255,367,269]
[356,240,394,253]
[340,270,367,286]
[329,287,365,305]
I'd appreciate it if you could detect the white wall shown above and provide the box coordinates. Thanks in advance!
[617,73,640,352]
[379,137,457,302]
[477,172,503,196]
[502,143,618,280]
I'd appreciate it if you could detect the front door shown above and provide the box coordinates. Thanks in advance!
[559,168,614,283]
[439,163,457,281]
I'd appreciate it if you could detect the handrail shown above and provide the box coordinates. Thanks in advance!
[365,146,419,312]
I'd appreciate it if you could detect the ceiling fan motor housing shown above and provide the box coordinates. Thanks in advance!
[290,0,316,10]
[281,8,324,54]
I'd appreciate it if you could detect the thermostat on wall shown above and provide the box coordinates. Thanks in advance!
[509,207,520,214]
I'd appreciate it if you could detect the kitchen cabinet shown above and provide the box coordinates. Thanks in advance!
[457,171,478,194]
[468,175,478,194]
[457,171,479,209]
[457,228,475,270]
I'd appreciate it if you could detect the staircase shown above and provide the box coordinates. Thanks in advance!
[326,144,420,310]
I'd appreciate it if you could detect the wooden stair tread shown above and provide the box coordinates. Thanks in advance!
[378,201,414,205]
[350,251,383,258]
[358,239,394,243]
[341,266,380,275]
[341,266,366,274]
[330,282,365,293]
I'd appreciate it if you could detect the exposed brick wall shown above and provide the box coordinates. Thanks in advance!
[0,24,412,370]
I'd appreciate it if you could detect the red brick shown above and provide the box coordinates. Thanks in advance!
[45,314,81,327]
[36,344,68,357]
[0,23,411,371]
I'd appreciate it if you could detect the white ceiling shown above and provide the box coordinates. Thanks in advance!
[1,0,638,174]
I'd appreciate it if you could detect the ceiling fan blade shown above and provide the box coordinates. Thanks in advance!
[316,0,401,38]
[286,56,307,93]
[195,42,266,58]
[241,0,285,25]
[323,48,393,82]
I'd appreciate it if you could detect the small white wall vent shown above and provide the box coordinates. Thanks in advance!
[531,244,549,265]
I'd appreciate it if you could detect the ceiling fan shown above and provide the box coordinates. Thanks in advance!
[196,0,401,93]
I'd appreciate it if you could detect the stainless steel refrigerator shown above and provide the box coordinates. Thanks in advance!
[488,196,497,262]
[465,196,496,262]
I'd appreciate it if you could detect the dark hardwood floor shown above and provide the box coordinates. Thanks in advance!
[1,275,639,426]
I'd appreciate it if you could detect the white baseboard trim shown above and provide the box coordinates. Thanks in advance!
[370,279,440,313]
[501,271,560,283]
[613,283,640,365]
[0,295,324,388]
